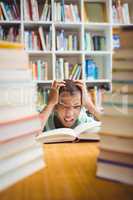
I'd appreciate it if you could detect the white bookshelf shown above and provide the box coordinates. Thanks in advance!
[0,0,133,90]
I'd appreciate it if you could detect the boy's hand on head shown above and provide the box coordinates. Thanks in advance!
[74,80,94,110]
[48,80,65,108]
[74,80,103,120]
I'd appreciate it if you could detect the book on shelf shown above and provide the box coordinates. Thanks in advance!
[54,1,80,22]
[38,26,46,50]
[24,30,39,51]
[56,29,78,51]
[0,26,21,43]
[0,2,10,21]
[92,86,103,111]
[61,0,65,22]
[84,32,92,51]
[36,88,49,112]
[84,32,106,51]
[85,59,99,80]
[55,58,82,80]
[35,121,101,144]
[112,0,131,24]
[31,59,48,80]
[64,4,74,22]
[0,1,20,21]
[122,3,130,24]
[70,65,81,80]
[113,33,121,49]
[24,0,39,21]
[24,26,52,51]
[40,0,51,21]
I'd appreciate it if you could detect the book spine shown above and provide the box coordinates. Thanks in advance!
[98,158,133,169]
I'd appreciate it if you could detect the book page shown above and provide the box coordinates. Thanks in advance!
[74,121,101,138]
[35,128,76,143]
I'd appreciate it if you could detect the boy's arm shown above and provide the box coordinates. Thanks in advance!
[39,81,65,130]
[40,103,55,130]
[74,80,102,121]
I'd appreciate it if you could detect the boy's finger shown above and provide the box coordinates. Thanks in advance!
[52,80,65,86]
[74,82,84,89]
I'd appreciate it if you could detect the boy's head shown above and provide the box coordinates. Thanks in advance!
[55,80,82,128]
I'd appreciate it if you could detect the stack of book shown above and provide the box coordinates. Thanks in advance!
[0,41,45,191]
[97,115,133,185]
[97,29,133,185]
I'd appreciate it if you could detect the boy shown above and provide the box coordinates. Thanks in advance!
[40,79,101,131]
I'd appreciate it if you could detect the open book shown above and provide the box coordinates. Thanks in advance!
[36,121,101,143]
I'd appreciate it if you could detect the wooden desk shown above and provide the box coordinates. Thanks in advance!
[0,142,133,200]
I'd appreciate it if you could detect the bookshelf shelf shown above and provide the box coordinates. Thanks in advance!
[23,21,52,25]
[37,79,111,91]
[84,0,107,2]
[83,51,111,55]
[0,0,132,90]
[55,51,82,55]
[54,22,82,26]
[0,21,21,24]
[83,22,110,27]
[35,80,53,84]
[27,50,52,55]
[112,24,133,27]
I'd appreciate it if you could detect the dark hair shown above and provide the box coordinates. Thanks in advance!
[59,79,81,95]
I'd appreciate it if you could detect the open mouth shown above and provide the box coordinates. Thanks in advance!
[64,118,74,123]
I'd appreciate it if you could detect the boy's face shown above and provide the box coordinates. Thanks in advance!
[55,91,82,128]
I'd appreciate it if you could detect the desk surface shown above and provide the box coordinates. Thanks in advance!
[0,142,133,200]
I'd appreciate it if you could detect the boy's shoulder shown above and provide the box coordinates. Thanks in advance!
[78,107,95,123]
